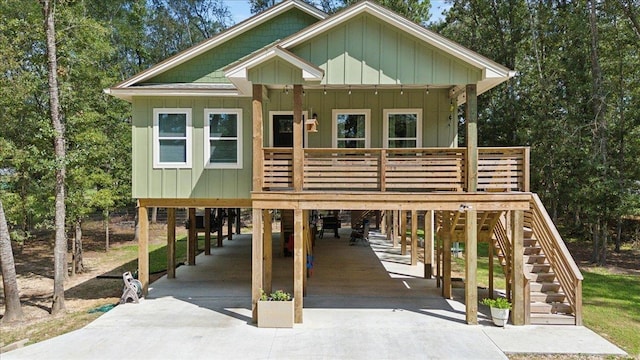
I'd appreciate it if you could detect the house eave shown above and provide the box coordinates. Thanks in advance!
[103,87,244,102]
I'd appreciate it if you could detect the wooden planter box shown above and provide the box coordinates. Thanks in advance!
[257,300,294,328]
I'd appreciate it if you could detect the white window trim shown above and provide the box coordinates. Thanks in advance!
[268,111,309,148]
[153,108,192,169]
[383,108,423,148]
[332,109,371,148]
[204,108,243,169]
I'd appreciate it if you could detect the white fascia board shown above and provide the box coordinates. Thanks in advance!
[115,1,326,89]
[280,1,512,81]
[103,88,244,102]
[224,47,323,88]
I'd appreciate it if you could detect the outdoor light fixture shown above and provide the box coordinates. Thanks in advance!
[374,85,378,95]
[348,85,352,95]
[323,85,327,95]
[458,204,472,212]
[400,85,404,95]
[426,86,430,95]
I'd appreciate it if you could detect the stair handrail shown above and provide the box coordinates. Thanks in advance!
[529,193,583,325]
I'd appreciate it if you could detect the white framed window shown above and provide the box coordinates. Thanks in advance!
[332,109,371,148]
[204,109,242,169]
[383,109,422,148]
[153,108,192,168]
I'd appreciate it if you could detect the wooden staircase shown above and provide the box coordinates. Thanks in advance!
[492,196,583,325]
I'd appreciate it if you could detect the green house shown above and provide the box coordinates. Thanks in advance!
[107,0,582,326]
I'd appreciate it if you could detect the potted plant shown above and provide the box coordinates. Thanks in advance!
[481,297,511,327]
[257,289,294,328]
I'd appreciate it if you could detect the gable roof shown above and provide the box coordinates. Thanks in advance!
[106,0,326,98]
[106,0,514,102]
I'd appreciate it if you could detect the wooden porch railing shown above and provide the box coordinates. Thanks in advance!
[528,194,583,325]
[262,147,529,192]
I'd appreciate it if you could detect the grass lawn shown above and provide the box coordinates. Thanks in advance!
[581,268,640,356]
[113,235,206,274]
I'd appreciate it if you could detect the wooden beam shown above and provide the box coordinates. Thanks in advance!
[217,208,223,247]
[294,208,304,323]
[138,205,149,295]
[401,210,407,255]
[204,208,211,255]
[188,208,196,266]
[511,209,525,325]
[443,212,452,299]
[411,210,418,266]
[523,147,531,192]
[263,209,272,294]
[167,208,176,279]
[465,84,478,192]
[138,198,252,208]
[252,84,264,192]
[424,210,433,278]
[251,208,263,322]
[465,209,478,324]
[293,85,303,192]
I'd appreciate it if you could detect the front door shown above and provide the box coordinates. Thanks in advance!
[270,112,307,147]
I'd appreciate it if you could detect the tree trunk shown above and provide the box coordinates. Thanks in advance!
[42,0,67,315]
[74,219,84,273]
[591,222,600,264]
[600,223,608,265]
[615,219,622,252]
[0,201,24,323]
[105,209,110,252]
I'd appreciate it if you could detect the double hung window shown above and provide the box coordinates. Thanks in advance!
[205,109,242,168]
[153,109,192,168]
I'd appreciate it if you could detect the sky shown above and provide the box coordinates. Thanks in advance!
[224,0,451,25]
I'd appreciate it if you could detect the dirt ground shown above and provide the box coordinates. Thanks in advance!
[1,218,638,351]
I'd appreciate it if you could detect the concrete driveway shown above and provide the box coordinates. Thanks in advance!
[2,230,626,359]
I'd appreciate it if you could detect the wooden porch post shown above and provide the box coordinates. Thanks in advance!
[443,212,452,299]
[293,85,303,192]
[465,209,478,324]
[294,208,304,323]
[251,208,263,322]
[167,208,176,279]
[217,208,223,247]
[424,210,433,279]
[511,209,525,325]
[411,210,418,266]
[302,210,309,296]
[465,84,478,192]
[263,209,272,294]
[392,210,399,247]
[138,204,149,295]
[400,210,407,255]
[384,210,393,240]
[188,208,196,265]
[488,238,494,298]
[252,84,264,192]
[227,208,233,240]
[204,208,211,255]
[236,208,242,234]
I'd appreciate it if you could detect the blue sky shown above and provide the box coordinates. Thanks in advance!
[224,0,451,25]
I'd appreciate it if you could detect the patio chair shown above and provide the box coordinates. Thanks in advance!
[349,220,369,246]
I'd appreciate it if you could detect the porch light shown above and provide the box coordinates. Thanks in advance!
[305,113,319,133]
[426,86,430,95]
[400,85,404,95]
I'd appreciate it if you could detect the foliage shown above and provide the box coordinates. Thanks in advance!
[481,297,512,310]
[260,289,292,301]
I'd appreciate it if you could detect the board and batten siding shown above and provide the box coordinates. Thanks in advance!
[131,97,253,199]
[145,8,320,84]
[290,13,482,86]
[265,88,457,148]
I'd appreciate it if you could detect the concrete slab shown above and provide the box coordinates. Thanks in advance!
[2,229,626,359]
